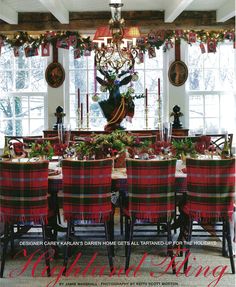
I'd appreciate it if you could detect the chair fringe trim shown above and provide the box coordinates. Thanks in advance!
[0,214,48,224]
[125,210,174,222]
[64,212,112,223]
[186,211,234,222]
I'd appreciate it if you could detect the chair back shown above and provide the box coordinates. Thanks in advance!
[184,158,235,221]
[62,158,113,222]
[126,158,177,221]
[195,134,233,153]
[0,161,49,223]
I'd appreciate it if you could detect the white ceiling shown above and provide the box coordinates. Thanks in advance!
[0,0,235,24]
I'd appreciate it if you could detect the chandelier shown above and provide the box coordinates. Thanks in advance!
[93,0,141,74]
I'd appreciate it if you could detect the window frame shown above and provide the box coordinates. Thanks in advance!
[186,42,236,134]
[0,47,49,147]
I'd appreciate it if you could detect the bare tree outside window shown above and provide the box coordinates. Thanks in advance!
[0,47,47,147]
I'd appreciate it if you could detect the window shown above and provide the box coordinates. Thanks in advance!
[187,43,235,134]
[0,47,48,147]
[67,49,164,130]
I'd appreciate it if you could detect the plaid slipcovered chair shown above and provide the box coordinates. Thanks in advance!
[0,161,50,277]
[125,158,177,272]
[182,158,235,274]
[62,158,114,272]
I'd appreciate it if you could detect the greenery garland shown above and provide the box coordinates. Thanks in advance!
[0,29,234,54]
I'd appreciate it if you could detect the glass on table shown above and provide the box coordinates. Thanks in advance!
[57,123,64,144]
[156,123,164,141]
[64,124,71,147]
[163,122,172,143]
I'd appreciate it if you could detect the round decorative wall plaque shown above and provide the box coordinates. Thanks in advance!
[45,62,65,88]
[168,60,188,87]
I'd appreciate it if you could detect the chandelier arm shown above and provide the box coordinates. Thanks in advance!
[94,1,139,75]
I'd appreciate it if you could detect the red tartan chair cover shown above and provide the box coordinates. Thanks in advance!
[183,158,235,221]
[61,158,114,272]
[62,158,113,222]
[0,161,50,278]
[126,158,177,221]
[182,158,235,274]
[124,158,177,272]
[0,161,49,224]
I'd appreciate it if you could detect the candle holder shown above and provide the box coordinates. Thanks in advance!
[144,106,150,129]
[155,98,162,129]
[77,108,84,130]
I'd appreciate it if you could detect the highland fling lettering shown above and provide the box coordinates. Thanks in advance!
[7,249,228,287]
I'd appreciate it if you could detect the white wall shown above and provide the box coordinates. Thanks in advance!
[166,41,188,129]
[47,50,66,130]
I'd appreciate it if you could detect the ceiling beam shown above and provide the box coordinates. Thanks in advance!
[164,0,194,22]
[38,0,69,24]
[0,11,234,33]
[0,0,18,24]
[217,0,235,22]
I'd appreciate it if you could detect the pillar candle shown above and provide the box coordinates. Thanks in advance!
[145,88,148,107]
[78,88,80,109]
[80,103,83,123]
[86,93,89,114]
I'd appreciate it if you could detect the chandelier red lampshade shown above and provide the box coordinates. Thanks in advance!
[93,1,141,73]
[93,26,112,45]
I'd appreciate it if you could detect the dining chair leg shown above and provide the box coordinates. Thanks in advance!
[0,223,10,278]
[125,218,135,271]
[125,216,129,241]
[63,220,72,275]
[42,219,51,277]
[71,221,75,236]
[177,213,189,257]
[167,221,176,274]
[10,224,15,257]
[225,219,235,274]
[156,223,161,235]
[56,198,61,225]
[104,221,114,271]
[177,224,184,258]
[125,216,130,257]
[109,216,115,257]
[222,221,227,257]
[184,219,193,272]
[119,197,124,236]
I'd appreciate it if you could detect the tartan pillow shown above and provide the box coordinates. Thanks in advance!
[125,158,177,221]
[0,161,49,223]
[183,158,235,221]
[62,158,113,222]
